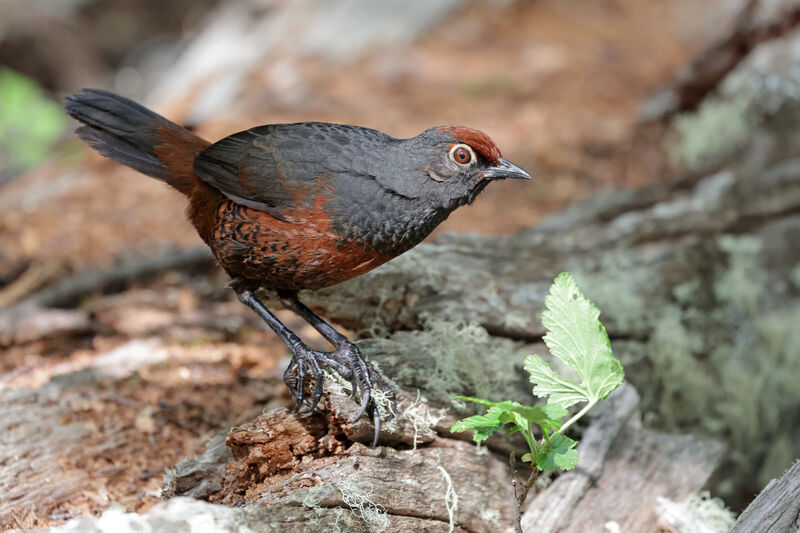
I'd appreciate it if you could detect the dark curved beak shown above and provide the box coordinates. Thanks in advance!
[483,158,532,180]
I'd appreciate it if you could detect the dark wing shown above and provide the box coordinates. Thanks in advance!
[193,126,294,218]
[193,123,396,219]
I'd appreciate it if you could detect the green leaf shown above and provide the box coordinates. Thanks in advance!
[454,396,567,435]
[524,273,624,409]
[450,406,509,442]
[454,397,519,411]
[535,434,578,471]
[540,403,569,432]
[473,426,498,442]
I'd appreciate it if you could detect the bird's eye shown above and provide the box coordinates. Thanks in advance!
[449,144,475,166]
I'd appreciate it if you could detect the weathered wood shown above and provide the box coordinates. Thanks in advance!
[525,420,724,532]
[730,460,800,533]
[0,383,93,529]
[520,384,640,531]
[167,403,516,533]
[162,432,232,500]
[0,341,173,528]
[156,380,727,533]
[35,495,476,533]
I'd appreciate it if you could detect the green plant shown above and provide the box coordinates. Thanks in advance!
[0,68,67,181]
[451,272,625,532]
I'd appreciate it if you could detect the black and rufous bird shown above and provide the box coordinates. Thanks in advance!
[64,89,531,444]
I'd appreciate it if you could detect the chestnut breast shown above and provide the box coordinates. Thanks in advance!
[210,195,394,290]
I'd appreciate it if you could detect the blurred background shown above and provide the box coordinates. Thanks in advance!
[2,0,799,529]
[2,0,732,262]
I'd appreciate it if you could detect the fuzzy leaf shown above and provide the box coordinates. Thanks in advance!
[450,407,505,441]
[535,434,578,471]
[451,397,567,444]
[540,402,568,433]
[453,397,566,434]
[524,273,624,409]
[455,397,521,411]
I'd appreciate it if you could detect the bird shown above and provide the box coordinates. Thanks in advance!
[64,89,531,445]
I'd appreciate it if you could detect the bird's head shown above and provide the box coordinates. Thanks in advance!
[390,125,531,211]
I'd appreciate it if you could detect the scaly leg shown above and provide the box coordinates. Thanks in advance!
[233,282,393,445]
[279,292,397,429]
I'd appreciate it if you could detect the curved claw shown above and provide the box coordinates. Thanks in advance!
[283,360,306,412]
[348,376,360,398]
[308,373,324,413]
[354,388,371,422]
[294,359,307,412]
[304,352,324,413]
[372,407,382,447]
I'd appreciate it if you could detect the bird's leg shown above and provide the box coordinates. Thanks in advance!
[233,282,393,446]
[278,292,396,439]
[235,288,333,413]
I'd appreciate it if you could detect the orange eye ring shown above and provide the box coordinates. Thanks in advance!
[449,144,475,167]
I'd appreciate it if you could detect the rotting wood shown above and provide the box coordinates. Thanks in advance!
[0,337,283,531]
[170,400,517,533]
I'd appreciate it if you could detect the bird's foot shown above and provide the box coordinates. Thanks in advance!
[283,340,396,446]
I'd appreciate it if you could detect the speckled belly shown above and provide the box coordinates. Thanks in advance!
[210,199,392,290]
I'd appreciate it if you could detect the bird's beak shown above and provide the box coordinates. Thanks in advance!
[482,158,532,180]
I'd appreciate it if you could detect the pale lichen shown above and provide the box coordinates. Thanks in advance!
[301,476,389,533]
[668,97,754,171]
[363,314,525,406]
[333,475,389,532]
[685,491,736,533]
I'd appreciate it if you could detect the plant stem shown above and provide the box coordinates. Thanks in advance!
[558,399,597,435]
[511,451,539,533]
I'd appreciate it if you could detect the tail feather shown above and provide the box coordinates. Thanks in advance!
[75,125,166,179]
[64,89,209,196]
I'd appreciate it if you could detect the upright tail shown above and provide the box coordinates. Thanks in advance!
[64,89,210,197]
